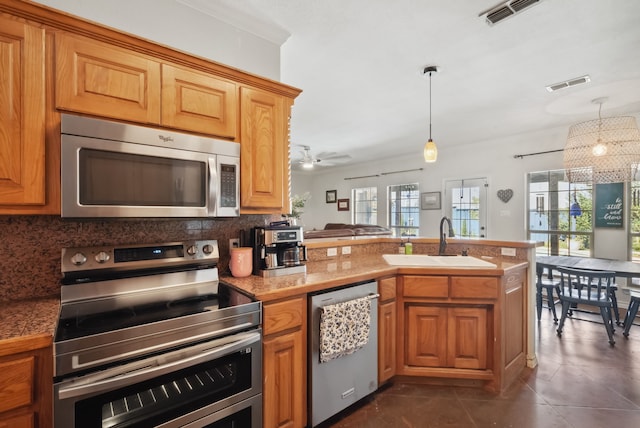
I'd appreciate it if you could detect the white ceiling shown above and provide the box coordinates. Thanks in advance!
[200,0,640,171]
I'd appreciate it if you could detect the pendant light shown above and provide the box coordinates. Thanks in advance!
[563,97,640,183]
[423,66,438,163]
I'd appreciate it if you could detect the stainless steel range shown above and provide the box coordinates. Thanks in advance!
[53,240,262,428]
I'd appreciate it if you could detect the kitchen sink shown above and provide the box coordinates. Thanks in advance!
[382,254,496,268]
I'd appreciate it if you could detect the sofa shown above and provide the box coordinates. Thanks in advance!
[303,223,393,239]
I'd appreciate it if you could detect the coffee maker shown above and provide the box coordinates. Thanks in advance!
[250,223,307,277]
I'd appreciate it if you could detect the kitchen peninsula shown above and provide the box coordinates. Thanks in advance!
[222,236,536,428]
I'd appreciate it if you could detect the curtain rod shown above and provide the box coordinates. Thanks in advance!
[513,149,564,159]
[344,167,424,180]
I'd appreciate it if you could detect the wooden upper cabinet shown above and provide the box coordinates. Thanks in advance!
[55,33,239,139]
[0,16,46,206]
[240,86,288,213]
[55,32,161,124]
[161,64,237,138]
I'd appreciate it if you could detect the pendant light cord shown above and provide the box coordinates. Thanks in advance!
[428,71,432,140]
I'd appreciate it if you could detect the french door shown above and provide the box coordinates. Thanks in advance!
[443,178,488,238]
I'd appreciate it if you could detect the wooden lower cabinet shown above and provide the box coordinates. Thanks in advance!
[377,276,396,384]
[405,305,487,369]
[0,336,52,428]
[398,269,528,392]
[262,296,307,428]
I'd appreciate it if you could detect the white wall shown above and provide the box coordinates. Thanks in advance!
[293,116,640,257]
[32,0,282,80]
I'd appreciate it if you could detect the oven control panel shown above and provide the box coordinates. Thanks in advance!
[62,240,219,275]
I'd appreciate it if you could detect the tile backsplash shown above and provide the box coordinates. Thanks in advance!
[0,215,274,302]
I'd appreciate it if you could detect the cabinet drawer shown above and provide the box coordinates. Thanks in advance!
[403,276,449,298]
[378,277,397,302]
[451,276,498,299]
[263,297,305,336]
[0,357,34,413]
[0,413,33,428]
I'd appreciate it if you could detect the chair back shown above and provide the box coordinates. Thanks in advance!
[556,267,615,304]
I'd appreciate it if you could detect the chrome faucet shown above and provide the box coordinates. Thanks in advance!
[439,216,455,255]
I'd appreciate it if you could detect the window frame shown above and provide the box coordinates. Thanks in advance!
[387,183,420,237]
[527,169,594,258]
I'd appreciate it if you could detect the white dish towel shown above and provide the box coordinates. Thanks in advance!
[319,295,371,363]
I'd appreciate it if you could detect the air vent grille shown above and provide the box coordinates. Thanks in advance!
[545,75,591,92]
[482,0,541,25]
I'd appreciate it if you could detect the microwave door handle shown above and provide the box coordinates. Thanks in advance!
[208,157,218,216]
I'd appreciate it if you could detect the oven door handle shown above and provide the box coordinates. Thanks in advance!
[57,330,260,400]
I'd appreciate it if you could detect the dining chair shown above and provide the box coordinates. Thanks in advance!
[555,267,617,345]
[535,264,559,323]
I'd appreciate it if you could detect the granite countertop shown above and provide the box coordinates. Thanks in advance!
[222,254,528,302]
[0,254,527,345]
[0,296,59,342]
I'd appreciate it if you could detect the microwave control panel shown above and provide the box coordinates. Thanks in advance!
[220,164,237,207]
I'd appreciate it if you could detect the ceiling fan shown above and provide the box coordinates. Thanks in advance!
[293,145,352,170]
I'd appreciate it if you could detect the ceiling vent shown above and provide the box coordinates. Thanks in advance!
[481,0,542,25]
[545,75,591,92]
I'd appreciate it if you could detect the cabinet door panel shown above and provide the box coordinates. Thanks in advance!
[0,17,45,205]
[405,306,447,367]
[55,33,161,123]
[240,87,285,212]
[378,300,396,383]
[447,307,487,369]
[162,64,236,138]
[263,330,305,428]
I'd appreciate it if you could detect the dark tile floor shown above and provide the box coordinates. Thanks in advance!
[324,308,640,427]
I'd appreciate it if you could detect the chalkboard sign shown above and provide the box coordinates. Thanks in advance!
[595,183,624,228]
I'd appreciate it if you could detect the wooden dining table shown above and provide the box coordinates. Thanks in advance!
[536,255,640,279]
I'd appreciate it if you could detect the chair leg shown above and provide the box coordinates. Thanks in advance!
[557,301,571,336]
[623,299,639,338]
[536,287,543,321]
[599,306,615,346]
[609,289,621,325]
[547,286,558,323]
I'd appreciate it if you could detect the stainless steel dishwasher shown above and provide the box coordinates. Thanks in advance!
[308,280,379,427]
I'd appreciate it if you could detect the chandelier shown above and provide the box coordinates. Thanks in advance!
[563,98,640,183]
[422,66,438,163]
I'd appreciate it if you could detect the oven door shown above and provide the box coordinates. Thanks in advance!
[54,330,261,428]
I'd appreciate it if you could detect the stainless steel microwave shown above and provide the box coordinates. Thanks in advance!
[61,114,240,218]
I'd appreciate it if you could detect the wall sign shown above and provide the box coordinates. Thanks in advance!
[595,183,624,228]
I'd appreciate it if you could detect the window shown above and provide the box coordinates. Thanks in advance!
[444,178,488,238]
[527,170,593,257]
[630,180,640,262]
[388,183,419,237]
[352,187,377,225]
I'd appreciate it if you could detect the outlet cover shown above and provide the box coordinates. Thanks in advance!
[229,238,239,249]
[327,248,338,257]
[501,247,516,257]
[342,246,351,255]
